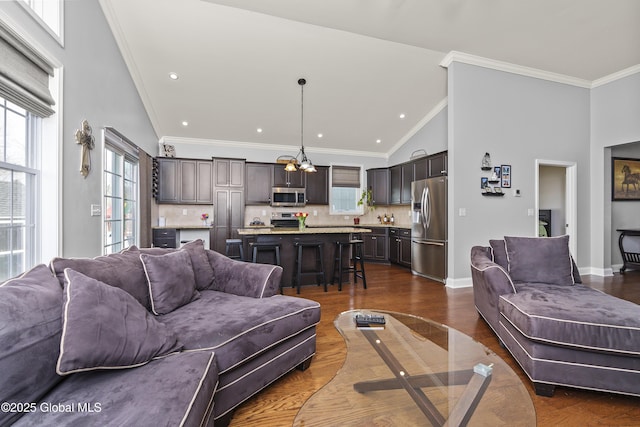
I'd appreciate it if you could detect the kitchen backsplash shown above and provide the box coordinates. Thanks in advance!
[244,205,413,227]
[156,205,214,227]
[156,204,412,228]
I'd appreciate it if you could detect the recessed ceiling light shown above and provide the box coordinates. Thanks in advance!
[257,128,263,133]
[181,121,189,126]
[317,133,323,138]
[376,139,382,144]
[169,72,179,80]
[399,113,406,119]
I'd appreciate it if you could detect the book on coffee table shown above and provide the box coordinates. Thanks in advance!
[354,314,386,329]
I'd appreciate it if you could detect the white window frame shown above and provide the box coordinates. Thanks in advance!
[103,135,139,254]
[0,98,40,281]
[329,163,364,216]
[17,0,64,46]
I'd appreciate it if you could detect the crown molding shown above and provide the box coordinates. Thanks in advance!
[440,51,592,88]
[159,136,388,159]
[387,97,448,157]
[591,64,640,88]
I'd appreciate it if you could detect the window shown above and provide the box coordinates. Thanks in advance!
[330,165,362,214]
[103,130,139,254]
[0,98,39,281]
[18,0,63,40]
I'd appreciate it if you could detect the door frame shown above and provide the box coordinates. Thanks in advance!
[535,159,577,256]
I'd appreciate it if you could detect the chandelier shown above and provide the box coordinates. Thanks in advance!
[276,78,316,173]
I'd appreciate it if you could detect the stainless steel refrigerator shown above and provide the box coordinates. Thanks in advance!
[411,177,447,283]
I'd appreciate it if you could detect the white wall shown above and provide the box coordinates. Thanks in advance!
[591,70,640,274]
[447,62,591,281]
[0,0,158,258]
[388,106,448,165]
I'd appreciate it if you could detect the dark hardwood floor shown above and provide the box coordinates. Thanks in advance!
[230,263,640,426]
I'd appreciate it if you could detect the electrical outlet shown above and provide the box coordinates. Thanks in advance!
[527,208,534,216]
[90,204,101,216]
[261,210,266,216]
[459,208,467,217]
[313,210,317,216]
[183,209,188,215]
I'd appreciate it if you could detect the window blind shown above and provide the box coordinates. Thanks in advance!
[332,165,360,188]
[0,20,55,117]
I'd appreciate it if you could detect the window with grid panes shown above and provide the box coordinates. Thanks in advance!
[103,145,138,254]
[0,98,39,281]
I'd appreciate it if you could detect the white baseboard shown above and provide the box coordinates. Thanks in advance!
[446,277,473,289]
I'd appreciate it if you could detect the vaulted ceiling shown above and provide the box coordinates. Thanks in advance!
[100,0,640,155]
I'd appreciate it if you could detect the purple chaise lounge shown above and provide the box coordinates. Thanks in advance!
[471,235,640,397]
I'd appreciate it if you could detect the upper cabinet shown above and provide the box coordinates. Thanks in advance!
[214,158,244,187]
[273,166,305,188]
[368,150,448,206]
[245,162,273,205]
[367,168,390,206]
[428,152,448,178]
[305,165,329,205]
[155,158,180,203]
[154,157,213,204]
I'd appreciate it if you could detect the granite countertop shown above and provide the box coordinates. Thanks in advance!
[237,227,371,235]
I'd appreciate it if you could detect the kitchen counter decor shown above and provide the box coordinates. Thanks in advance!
[295,212,309,231]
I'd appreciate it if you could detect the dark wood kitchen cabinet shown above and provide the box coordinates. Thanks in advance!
[401,162,413,204]
[362,227,388,262]
[273,166,305,188]
[366,168,390,206]
[155,158,179,203]
[389,227,411,268]
[305,165,329,205]
[180,160,213,204]
[390,163,413,205]
[428,152,448,177]
[214,158,244,187]
[212,158,245,253]
[155,157,212,204]
[245,162,273,205]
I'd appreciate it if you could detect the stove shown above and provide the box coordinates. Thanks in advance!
[270,212,299,228]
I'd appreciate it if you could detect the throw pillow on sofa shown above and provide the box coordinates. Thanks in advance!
[50,251,152,310]
[504,235,576,286]
[0,265,64,426]
[57,269,183,375]
[140,250,201,315]
[127,239,215,291]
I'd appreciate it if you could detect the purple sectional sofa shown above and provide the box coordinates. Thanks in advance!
[471,235,640,397]
[0,240,320,426]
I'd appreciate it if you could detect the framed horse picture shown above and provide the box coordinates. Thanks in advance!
[612,157,640,201]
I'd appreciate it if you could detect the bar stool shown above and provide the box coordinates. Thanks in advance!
[225,238,244,261]
[292,241,327,294]
[331,239,367,291]
[249,242,281,266]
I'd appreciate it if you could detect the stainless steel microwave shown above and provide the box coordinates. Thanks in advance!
[271,187,306,207]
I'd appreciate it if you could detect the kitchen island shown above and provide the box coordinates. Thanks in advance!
[238,227,371,290]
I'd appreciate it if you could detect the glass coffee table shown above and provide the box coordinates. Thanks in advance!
[294,310,536,426]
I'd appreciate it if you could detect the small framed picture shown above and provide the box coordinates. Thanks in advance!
[493,166,501,180]
[481,177,488,189]
[501,164,511,188]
